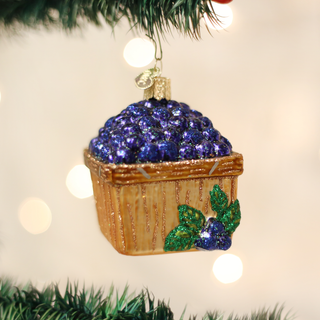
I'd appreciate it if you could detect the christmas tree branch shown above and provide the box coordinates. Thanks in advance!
[0,278,294,320]
[0,0,221,38]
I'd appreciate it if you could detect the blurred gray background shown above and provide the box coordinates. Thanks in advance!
[0,0,319,319]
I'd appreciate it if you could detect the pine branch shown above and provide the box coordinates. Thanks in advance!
[0,0,220,38]
[0,278,294,320]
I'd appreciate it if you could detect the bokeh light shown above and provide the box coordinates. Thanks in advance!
[66,165,93,199]
[204,2,233,30]
[213,254,243,283]
[19,198,52,234]
[123,38,155,68]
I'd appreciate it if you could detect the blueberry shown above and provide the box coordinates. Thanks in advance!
[122,124,141,136]
[212,141,231,157]
[199,116,213,129]
[144,99,162,109]
[203,127,221,142]
[130,107,149,121]
[166,100,181,109]
[144,128,165,143]
[168,116,188,131]
[188,118,202,131]
[138,143,160,162]
[126,134,146,151]
[171,106,188,117]
[99,128,110,142]
[158,141,179,161]
[182,129,204,144]
[114,147,136,164]
[164,128,182,145]
[179,143,196,160]
[152,107,172,121]
[195,140,215,159]
[89,138,101,153]
[138,116,160,131]
[220,136,232,151]
[180,102,191,111]
[190,109,203,118]
[104,117,115,130]
[109,133,126,148]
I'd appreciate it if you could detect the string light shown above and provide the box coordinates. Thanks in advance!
[123,38,155,68]
[19,198,52,234]
[204,2,233,30]
[213,254,243,283]
[66,165,93,199]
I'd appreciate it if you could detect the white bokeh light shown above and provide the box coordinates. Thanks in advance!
[66,165,93,199]
[19,198,52,234]
[213,254,243,283]
[123,38,155,68]
[204,2,233,30]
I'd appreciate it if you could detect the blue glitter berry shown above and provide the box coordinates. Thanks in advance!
[144,128,165,143]
[195,140,215,159]
[164,128,182,145]
[138,116,160,131]
[90,99,234,165]
[122,124,141,136]
[144,99,162,109]
[190,109,203,118]
[152,107,172,121]
[199,116,213,129]
[220,136,232,151]
[179,143,196,160]
[168,116,188,131]
[212,141,231,157]
[171,106,188,117]
[183,129,203,145]
[138,143,160,162]
[130,107,149,121]
[188,118,202,131]
[166,100,181,109]
[126,134,145,151]
[109,133,126,149]
[99,128,110,142]
[202,127,221,142]
[104,117,115,130]
[158,141,179,161]
[114,147,136,164]
[180,102,191,111]
[194,218,232,251]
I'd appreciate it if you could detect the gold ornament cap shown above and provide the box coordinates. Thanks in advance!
[144,77,171,101]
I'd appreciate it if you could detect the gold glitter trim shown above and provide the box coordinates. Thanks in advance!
[107,185,117,249]
[175,181,180,205]
[127,203,138,251]
[141,184,150,232]
[84,149,243,185]
[152,204,160,251]
[161,187,166,242]
[116,187,126,253]
[185,190,191,205]
[204,195,210,216]
[199,179,203,201]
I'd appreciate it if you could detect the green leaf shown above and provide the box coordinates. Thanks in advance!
[219,200,241,235]
[178,205,205,231]
[209,185,228,219]
[164,205,205,252]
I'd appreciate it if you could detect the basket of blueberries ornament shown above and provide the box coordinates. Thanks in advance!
[84,75,243,256]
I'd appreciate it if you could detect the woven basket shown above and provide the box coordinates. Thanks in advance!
[84,149,243,256]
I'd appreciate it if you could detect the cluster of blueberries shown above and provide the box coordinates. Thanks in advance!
[89,99,232,164]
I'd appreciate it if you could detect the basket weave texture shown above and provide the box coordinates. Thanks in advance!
[84,150,243,255]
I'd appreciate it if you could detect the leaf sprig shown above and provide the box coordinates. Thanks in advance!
[0,278,294,320]
[0,0,221,38]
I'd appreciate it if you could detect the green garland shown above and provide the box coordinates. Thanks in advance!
[0,278,293,320]
[0,0,221,38]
